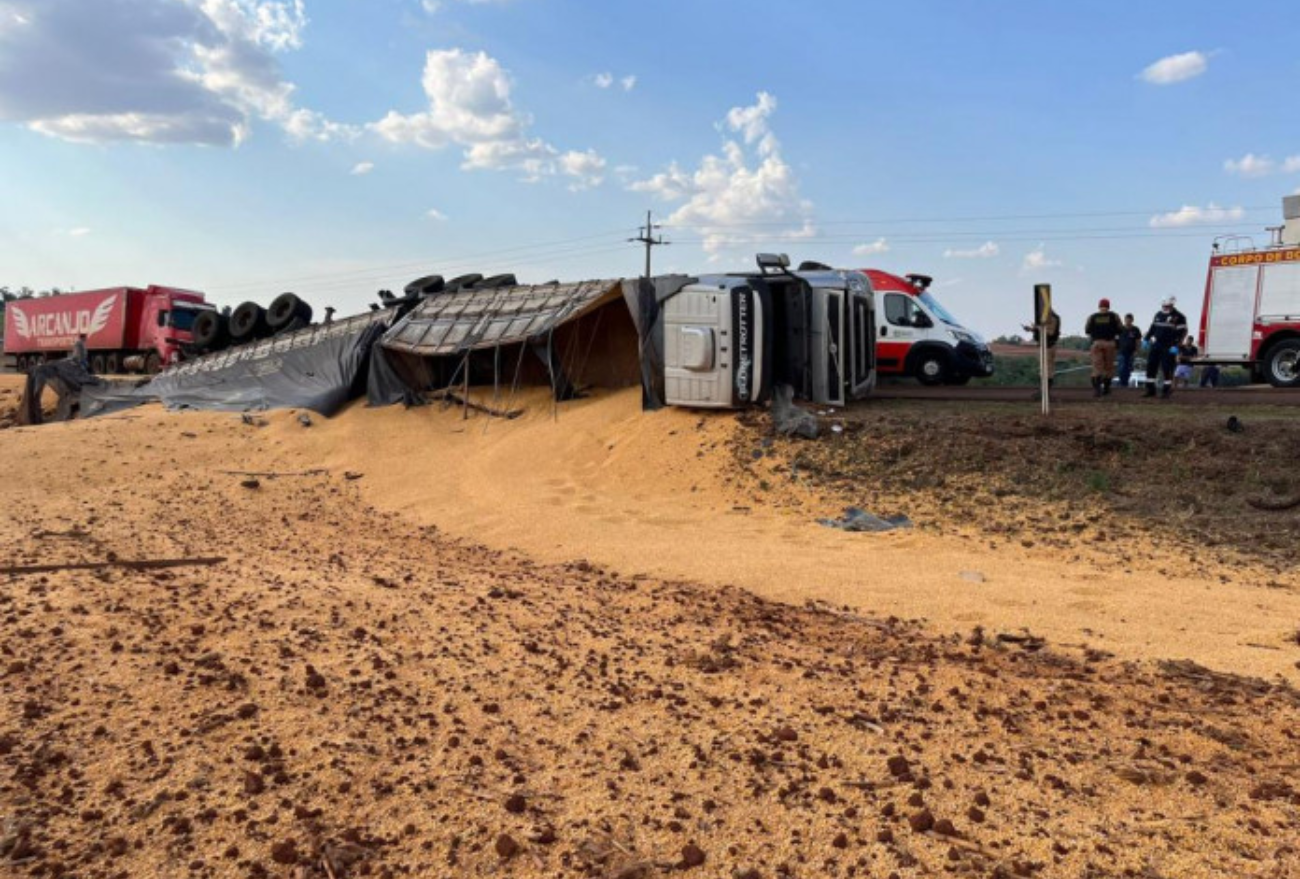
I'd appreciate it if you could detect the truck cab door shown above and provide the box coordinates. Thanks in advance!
[811,287,846,406]
[848,287,875,398]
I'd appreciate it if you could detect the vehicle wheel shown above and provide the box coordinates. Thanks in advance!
[477,273,517,289]
[404,274,445,296]
[90,354,106,374]
[1263,339,1300,388]
[105,353,120,374]
[946,374,972,386]
[192,310,229,350]
[279,315,310,334]
[145,352,162,375]
[230,302,269,341]
[915,353,949,386]
[444,273,483,292]
[267,293,312,331]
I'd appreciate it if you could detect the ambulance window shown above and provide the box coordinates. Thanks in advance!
[884,294,917,327]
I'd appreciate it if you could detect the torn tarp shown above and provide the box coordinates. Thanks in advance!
[17,359,104,425]
[77,309,395,420]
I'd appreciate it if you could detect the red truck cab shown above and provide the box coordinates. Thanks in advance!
[4,285,213,374]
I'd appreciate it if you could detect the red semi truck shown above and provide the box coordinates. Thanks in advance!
[3,286,214,374]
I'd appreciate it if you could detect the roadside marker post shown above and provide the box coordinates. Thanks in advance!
[1034,284,1052,416]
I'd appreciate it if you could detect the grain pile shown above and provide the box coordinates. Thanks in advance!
[2,390,1299,878]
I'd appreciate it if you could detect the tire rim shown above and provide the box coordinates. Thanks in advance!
[922,360,941,377]
[1275,350,1299,382]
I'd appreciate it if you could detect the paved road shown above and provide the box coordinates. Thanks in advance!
[873,384,1300,406]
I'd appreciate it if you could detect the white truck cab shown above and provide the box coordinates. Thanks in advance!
[659,254,876,408]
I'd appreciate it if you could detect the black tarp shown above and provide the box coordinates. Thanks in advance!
[618,275,693,410]
[17,359,105,425]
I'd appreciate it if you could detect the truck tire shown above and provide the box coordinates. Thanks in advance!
[267,293,312,331]
[477,273,517,289]
[945,374,972,386]
[403,274,445,296]
[90,354,106,374]
[914,351,950,386]
[192,310,229,350]
[105,353,121,374]
[230,302,269,341]
[444,273,483,292]
[1263,339,1300,388]
[145,352,162,375]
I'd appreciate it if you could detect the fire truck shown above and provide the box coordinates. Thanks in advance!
[1198,196,1300,387]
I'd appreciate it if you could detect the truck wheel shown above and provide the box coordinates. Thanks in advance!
[105,353,120,374]
[477,273,517,289]
[267,293,312,331]
[403,274,445,296]
[915,352,949,386]
[90,354,106,374]
[1263,339,1300,388]
[230,302,269,341]
[444,273,483,292]
[192,310,229,350]
[145,352,162,375]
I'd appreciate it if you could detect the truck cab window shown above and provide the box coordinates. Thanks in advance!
[884,294,919,327]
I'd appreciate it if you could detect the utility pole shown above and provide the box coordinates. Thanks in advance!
[628,211,668,278]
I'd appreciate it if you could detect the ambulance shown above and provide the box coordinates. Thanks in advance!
[860,268,993,385]
[1197,196,1300,387]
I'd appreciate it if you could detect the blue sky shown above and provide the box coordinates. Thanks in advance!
[1,0,1297,338]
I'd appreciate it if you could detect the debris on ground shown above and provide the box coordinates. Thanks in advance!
[771,383,819,439]
[817,506,913,532]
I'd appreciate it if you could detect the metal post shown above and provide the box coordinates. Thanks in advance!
[1040,330,1050,415]
[628,211,668,278]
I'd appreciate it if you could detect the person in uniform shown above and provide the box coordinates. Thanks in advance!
[1083,298,1122,397]
[1143,298,1188,398]
[1116,313,1143,389]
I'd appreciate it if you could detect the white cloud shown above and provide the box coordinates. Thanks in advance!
[1149,203,1245,228]
[944,241,1000,259]
[593,72,613,89]
[629,92,814,257]
[426,208,448,221]
[852,238,890,256]
[350,161,375,175]
[373,49,605,186]
[0,0,350,146]
[1285,156,1300,174]
[1021,245,1062,274]
[1224,153,1276,177]
[1139,50,1208,85]
[592,72,635,92]
[620,75,636,92]
[67,227,91,237]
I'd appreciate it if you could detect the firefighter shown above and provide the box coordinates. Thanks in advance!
[1083,298,1122,397]
[1143,297,1188,398]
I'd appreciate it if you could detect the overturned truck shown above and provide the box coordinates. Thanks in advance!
[25,255,876,423]
[373,254,876,411]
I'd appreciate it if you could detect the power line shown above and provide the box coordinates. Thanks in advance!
[657,205,1280,229]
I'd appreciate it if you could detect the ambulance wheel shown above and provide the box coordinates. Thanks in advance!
[105,353,121,375]
[145,352,163,375]
[1263,339,1300,388]
[90,354,106,374]
[915,352,950,386]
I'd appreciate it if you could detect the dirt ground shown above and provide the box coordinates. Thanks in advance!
[3,375,1300,878]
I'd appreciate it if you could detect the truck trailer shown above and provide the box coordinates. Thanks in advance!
[1197,196,1300,387]
[3,286,214,374]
